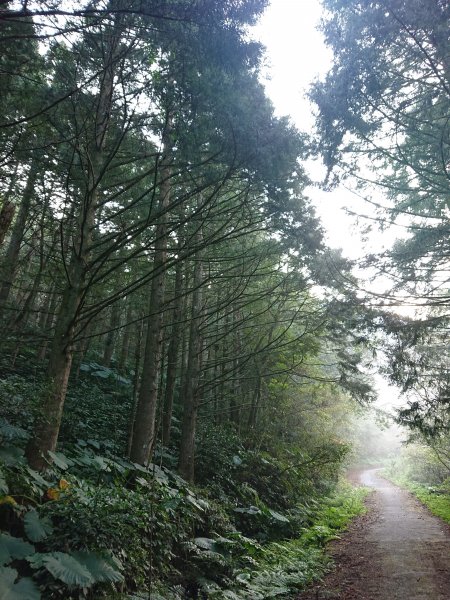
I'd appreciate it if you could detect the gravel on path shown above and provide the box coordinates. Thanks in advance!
[298,468,450,600]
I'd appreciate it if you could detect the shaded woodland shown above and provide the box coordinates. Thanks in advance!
[0,0,449,598]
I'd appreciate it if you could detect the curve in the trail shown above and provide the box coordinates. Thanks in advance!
[360,469,450,600]
[299,468,450,600]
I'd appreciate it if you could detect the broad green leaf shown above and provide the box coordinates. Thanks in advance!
[86,439,100,449]
[268,509,290,523]
[0,420,28,442]
[0,534,34,566]
[193,537,218,552]
[24,510,53,543]
[72,551,124,583]
[234,506,261,515]
[25,467,50,488]
[147,463,169,485]
[36,552,94,587]
[30,551,123,588]
[0,567,40,600]
[114,374,131,385]
[0,447,25,467]
[92,370,111,378]
[92,455,109,470]
[185,494,206,511]
[47,451,70,470]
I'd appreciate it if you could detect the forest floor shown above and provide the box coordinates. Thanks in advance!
[297,468,450,600]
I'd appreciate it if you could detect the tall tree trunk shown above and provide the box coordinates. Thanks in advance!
[162,250,184,446]
[0,200,15,247]
[127,315,144,456]
[13,221,57,331]
[178,228,203,483]
[230,307,242,428]
[25,23,118,470]
[118,301,133,372]
[0,160,38,310]
[103,300,121,366]
[37,286,59,361]
[129,114,172,465]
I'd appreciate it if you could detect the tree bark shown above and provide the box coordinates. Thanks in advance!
[178,227,203,483]
[25,20,119,470]
[118,301,133,372]
[103,300,121,366]
[0,200,15,247]
[129,114,172,465]
[0,160,38,311]
[162,249,184,446]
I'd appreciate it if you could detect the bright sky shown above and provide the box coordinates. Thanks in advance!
[252,1,398,260]
[254,0,331,130]
[253,2,406,412]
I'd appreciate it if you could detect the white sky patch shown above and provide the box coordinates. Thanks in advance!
[254,0,331,130]
[252,2,412,289]
[252,1,373,258]
[252,2,408,409]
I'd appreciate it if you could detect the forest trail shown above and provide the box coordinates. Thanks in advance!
[299,468,450,599]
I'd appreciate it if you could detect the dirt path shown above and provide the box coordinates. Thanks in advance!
[298,468,450,599]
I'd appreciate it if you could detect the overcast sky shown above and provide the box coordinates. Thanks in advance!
[252,1,398,261]
[253,2,405,411]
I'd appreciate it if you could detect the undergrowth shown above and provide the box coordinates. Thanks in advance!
[0,370,367,599]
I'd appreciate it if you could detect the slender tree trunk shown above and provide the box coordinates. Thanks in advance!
[0,200,15,247]
[178,227,203,483]
[247,372,261,431]
[25,23,118,470]
[127,316,145,457]
[26,270,84,469]
[37,286,59,362]
[230,308,242,428]
[103,300,121,366]
[162,251,184,446]
[118,301,133,372]
[0,163,19,247]
[0,160,38,310]
[129,114,172,465]
[14,223,57,331]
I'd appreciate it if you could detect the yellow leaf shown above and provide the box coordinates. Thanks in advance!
[59,479,70,491]
[0,495,17,506]
[46,488,60,500]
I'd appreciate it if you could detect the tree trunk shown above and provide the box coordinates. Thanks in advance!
[129,114,172,465]
[25,22,118,470]
[162,251,184,446]
[103,300,121,366]
[0,200,15,247]
[118,301,133,372]
[230,307,242,428]
[0,160,38,310]
[178,230,203,483]
[127,316,144,457]
[37,286,59,361]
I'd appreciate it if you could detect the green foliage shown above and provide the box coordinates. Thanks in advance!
[385,442,450,525]
[29,551,123,587]
[0,567,40,600]
[386,473,450,526]
[0,400,364,599]
[60,377,133,453]
[0,533,34,565]
[205,481,369,599]
[23,510,53,543]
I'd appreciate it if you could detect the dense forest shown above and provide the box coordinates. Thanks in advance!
[0,1,449,598]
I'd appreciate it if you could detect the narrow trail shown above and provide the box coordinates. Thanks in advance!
[299,468,450,599]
